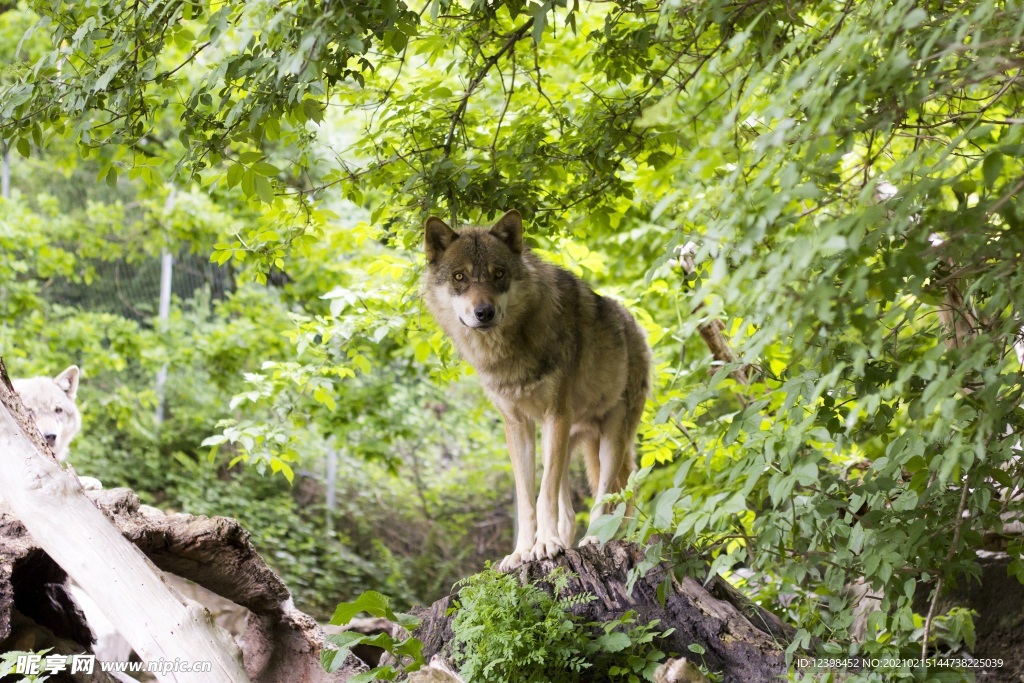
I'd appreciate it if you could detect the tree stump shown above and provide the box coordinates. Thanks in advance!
[413,541,795,683]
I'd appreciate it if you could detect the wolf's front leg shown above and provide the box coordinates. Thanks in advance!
[532,413,571,561]
[498,416,537,572]
[557,469,575,547]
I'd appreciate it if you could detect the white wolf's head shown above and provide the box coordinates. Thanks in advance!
[12,366,82,461]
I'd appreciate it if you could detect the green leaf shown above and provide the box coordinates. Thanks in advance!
[313,387,336,410]
[240,169,255,198]
[278,460,294,484]
[357,632,397,651]
[321,645,352,673]
[330,590,399,625]
[393,636,424,664]
[532,9,547,44]
[254,175,275,204]
[982,152,1003,189]
[595,631,632,653]
[793,459,818,486]
[653,487,682,528]
[584,503,626,545]
[952,178,977,196]
[392,611,421,630]
[253,161,281,176]
[226,163,244,188]
[349,667,399,683]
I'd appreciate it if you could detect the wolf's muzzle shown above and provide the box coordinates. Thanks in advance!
[474,303,496,324]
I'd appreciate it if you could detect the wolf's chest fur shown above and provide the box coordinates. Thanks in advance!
[443,307,560,414]
[468,334,563,415]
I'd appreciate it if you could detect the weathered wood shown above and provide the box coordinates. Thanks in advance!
[0,358,250,683]
[0,486,368,683]
[413,541,793,683]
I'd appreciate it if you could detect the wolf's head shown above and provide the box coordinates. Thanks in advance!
[12,366,82,461]
[423,210,526,332]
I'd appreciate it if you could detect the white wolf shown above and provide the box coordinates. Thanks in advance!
[11,366,127,660]
[12,366,82,461]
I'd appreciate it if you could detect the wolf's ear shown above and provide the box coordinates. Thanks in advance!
[490,210,523,254]
[425,216,458,264]
[54,366,80,400]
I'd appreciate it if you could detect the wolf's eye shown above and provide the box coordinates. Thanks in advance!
[453,273,465,281]
[494,269,505,279]
[54,406,63,414]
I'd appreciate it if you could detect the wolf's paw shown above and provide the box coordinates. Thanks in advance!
[78,476,103,491]
[578,535,600,547]
[497,550,531,572]
[529,536,565,562]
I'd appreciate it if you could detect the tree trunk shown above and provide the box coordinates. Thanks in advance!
[413,541,794,683]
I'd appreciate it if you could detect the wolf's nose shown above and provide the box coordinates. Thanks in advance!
[44,433,57,447]
[475,304,496,323]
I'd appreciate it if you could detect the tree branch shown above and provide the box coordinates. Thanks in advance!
[676,243,755,385]
[443,19,534,158]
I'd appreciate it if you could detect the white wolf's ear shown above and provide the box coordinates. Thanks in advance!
[490,210,523,253]
[54,365,80,400]
[425,216,458,264]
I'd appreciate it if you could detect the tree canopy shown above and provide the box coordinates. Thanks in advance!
[3,0,1024,677]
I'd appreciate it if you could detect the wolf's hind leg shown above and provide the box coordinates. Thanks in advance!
[580,410,628,547]
[575,434,601,547]
[557,430,595,547]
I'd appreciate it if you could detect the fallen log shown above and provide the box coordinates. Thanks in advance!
[0,358,249,683]
[413,541,794,683]
[0,487,368,682]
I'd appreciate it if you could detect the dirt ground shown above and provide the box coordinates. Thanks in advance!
[941,551,1023,683]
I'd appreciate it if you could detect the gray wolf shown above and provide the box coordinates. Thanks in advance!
[12,365,82,461]
[423,210,651,570]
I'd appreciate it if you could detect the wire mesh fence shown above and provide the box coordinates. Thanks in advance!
[43,249,234,324]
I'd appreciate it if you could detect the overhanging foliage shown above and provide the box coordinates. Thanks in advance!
[3,0,1024,678]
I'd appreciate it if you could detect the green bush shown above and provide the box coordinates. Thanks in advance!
[451,568,672,683]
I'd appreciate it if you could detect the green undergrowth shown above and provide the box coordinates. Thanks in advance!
[323,568,678,683]
[450,568,673,683]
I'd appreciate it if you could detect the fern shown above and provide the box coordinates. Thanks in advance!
[451,568,672,683]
